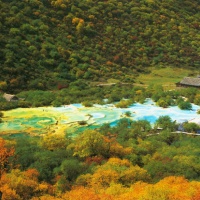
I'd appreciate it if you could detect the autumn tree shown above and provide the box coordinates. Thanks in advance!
[39,133,70,151]
[76,158,150,189]
[0,138,15,177]
[0,169,51,200]
[68,130,105,158]
[62,187,101,200]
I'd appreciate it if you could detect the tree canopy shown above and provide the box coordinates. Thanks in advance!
[0,0,200,92]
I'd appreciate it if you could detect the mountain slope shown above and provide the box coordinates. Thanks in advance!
[0,0,200,91]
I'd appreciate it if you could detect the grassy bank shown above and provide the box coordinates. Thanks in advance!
[135,67,197,90]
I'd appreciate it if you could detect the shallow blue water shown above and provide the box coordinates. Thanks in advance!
[1,99,199,134]
[125,99,200,124]
[65,99,200,126]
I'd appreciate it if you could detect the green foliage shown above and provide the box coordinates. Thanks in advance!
[178,101,192,110]
[176,97,185,105]
[156,95,175,108]
[0,101,19,110]
[115,99,133,108]
[124,111,131,117]
[51,99,63,107]
[130,120,152,139]
[82,101,93,107]
[0,111,3,118]
[30,149,69,182]
[144,136,200,182]
[0,82,199,115]
[156,98,169,108]
[69,130,105,158]
[14,138,41,170]
[183,122,200,133]
[18,90,55,107]
[155,116,176,131]
[157,130,180,145]
[12,138,71,183]
[194,95,200,105]
[78,121,88,126]
[1,1,200,192]
[3,107,200,198]
[0,0,199,91]
[58,159,85,182]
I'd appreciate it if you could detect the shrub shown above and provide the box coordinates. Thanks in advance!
[124,111,131,117]
[156,99,169,108]
[183,122,200,133]
[78,121,87,125]
[0,111,3,118]
[115,100,133,108]
[82,101,93,107]
[178,101,192,110]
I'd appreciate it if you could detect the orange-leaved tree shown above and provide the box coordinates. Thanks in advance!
[0,138,15,177]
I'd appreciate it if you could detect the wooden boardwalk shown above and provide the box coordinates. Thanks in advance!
[172,131,200,136]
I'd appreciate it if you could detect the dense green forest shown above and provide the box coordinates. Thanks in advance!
[0,0,200,92]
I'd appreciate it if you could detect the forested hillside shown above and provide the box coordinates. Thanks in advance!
[0,0,200,92]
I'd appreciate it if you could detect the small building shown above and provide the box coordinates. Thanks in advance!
[3,93,19,102]
[176,77,200,88]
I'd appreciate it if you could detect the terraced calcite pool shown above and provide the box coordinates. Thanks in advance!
[0,99,200,137]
